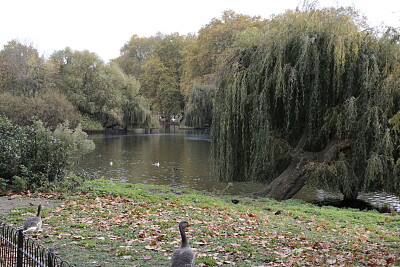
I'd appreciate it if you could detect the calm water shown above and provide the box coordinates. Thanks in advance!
[75,127,400,211]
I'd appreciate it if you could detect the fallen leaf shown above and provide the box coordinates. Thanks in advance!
[326,258,336,264]
[143,254,152,260]
[121,256,131,260]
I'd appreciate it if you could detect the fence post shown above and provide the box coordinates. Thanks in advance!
[48,249,54,267]
[17,229,23,267]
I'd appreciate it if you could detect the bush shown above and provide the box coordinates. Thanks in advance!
[0,116,95,191]
[0,91,81,129]
[11,176,27,192]
[0,116,27,180]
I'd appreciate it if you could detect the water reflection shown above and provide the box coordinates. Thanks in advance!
[76,128,399,212]
[77,129,228,192]
[294,187,400,212]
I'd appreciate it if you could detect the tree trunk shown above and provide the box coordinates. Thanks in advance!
[254,132,351,201]
[343,190,359,202]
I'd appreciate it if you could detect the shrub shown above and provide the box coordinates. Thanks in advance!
[0,116,95,191]
[0,91,81,129]
[11,176,27,192]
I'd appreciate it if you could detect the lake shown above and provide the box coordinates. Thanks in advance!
[75,126,400,212]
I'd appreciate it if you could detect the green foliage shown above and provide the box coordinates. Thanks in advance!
[390,111,400,131]
[115,12,267,119]
[50,48,117,120]
[10,176,27,192]
[79,115,104,131]
[180,34,202,100]
[50,49,154,128]
[0,40,50,97]
[389,111,400,165]
[0,41,155,130]
[137,33,185,118]
[195,10,267,78]
[0,116,95,191]
[0,116,28,180]
[0,178,7,192]
[0,41,83,129]
[114,34,159,78]
[212,8,400,198]
[53,121,95,157]
[0,91,81,129]
[184,84,215,128]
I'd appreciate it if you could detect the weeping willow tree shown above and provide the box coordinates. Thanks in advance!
[121,75,159,129]
[122,95,158,129]
[184,84,215,128]
[211,8,400,201]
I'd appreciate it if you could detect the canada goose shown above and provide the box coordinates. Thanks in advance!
[231,199,239,204]
[23,205,42,233]
[275,210,284,215]
[170,221,195,267]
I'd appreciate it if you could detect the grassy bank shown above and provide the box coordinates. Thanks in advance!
[4,180,400,266]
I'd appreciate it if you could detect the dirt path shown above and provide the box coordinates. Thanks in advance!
[0,196,63,215]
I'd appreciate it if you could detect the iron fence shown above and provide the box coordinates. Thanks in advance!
[0,219,74,266]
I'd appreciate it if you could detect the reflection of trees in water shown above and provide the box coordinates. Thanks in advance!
[76,133,400,211]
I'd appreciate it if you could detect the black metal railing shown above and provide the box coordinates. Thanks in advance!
[0,219,74,266]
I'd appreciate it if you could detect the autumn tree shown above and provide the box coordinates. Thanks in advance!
[137,33,185,119]
[0,91,81,129]
[0,40,50,97]
[50,48,112,118]
[50,48,155,128]
[114,35,158,78]
[193,10,267,80]
[0,41,80,128]
[180,11,268,125]
[106,63,156,128]
[211,8,400,201]
[180,34,202,100]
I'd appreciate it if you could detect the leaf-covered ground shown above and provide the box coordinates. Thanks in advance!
[3,180,400,266]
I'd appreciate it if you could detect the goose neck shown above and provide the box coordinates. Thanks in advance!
[180,226,189,247]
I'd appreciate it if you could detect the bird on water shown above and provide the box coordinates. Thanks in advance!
[23,204,42,233]
[170,220,195,267]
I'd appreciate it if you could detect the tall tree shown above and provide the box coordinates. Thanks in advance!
[179,11,268,122]
[194,10,267,79]
[138,33,185,118]
[50,48,155,128]
[180,34,202,100]
[184,84,215,128]
[50,48,108,117]
[212,8,400,201]
[114,35,158,78]
[0,40,49,97]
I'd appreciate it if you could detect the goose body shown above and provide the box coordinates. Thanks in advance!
[170,221,195,267]
[23,205,42,233]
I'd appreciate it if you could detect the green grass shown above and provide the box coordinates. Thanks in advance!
[3,179,400,266]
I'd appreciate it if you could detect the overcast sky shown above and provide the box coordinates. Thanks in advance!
[2,0,399,62]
